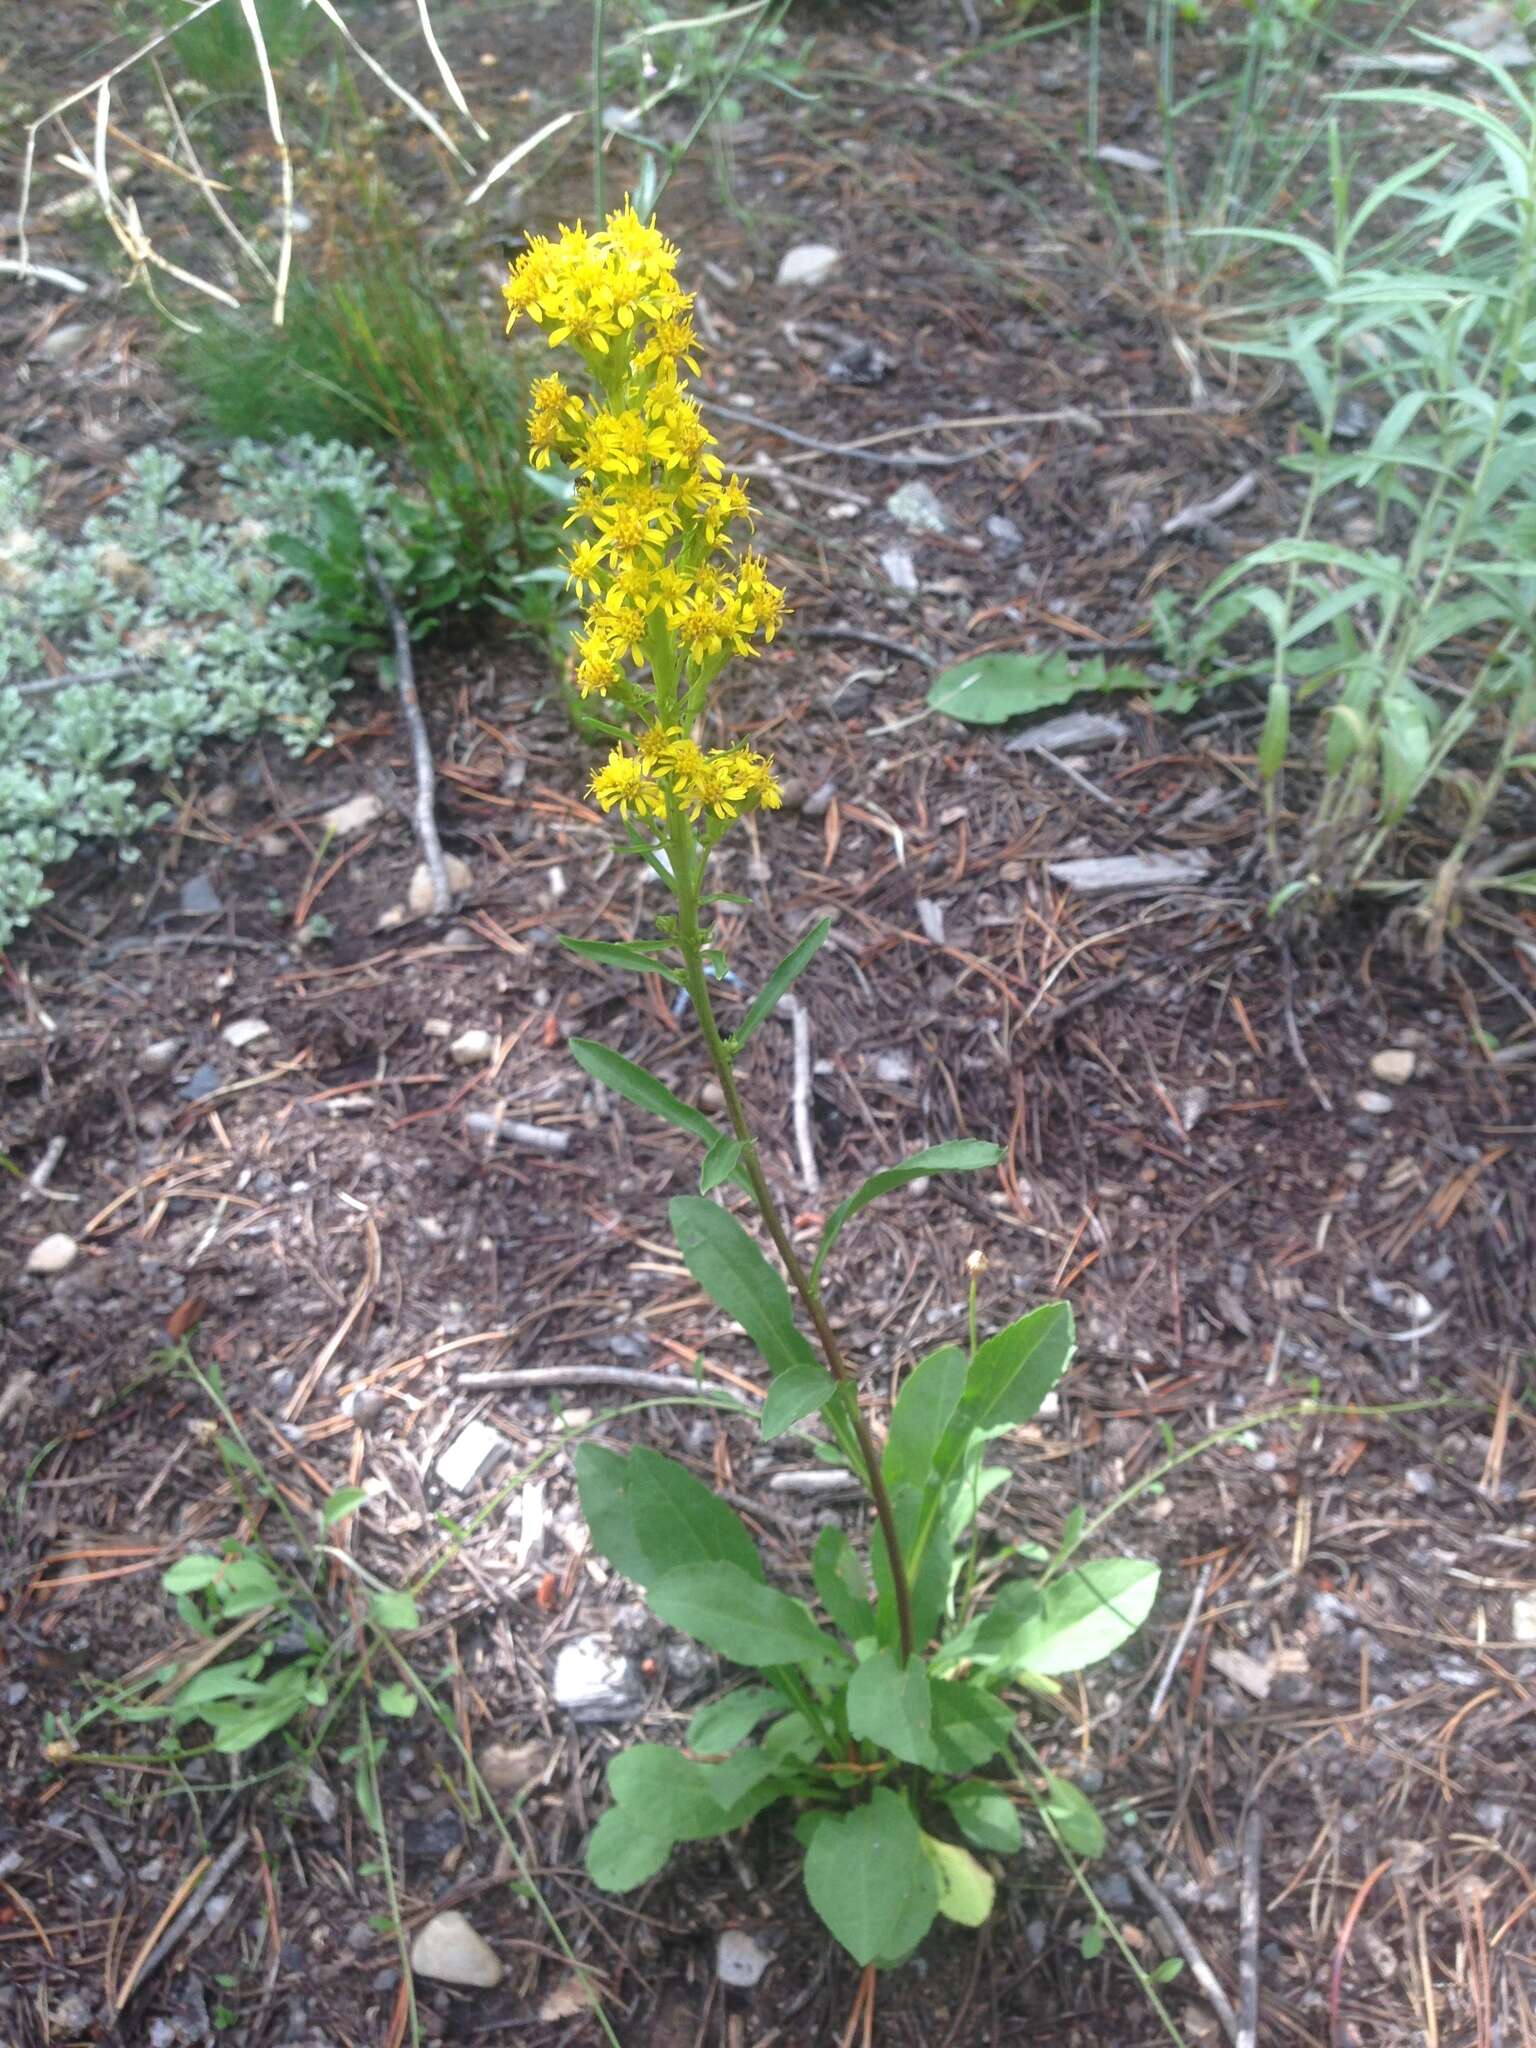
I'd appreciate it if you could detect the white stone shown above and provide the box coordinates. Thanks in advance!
[423,1018,452,1038]
[1512,1593,1536,1643]
[879,545,919,592]
[1354,1089,1395,1116]
[872,1050,913,1085]
[434,1418,511,1492]
[717,1927,774,1989]
[409,1910,504,1988]
[1370,1049,1417,1085]
[886,480,950,534]
[408,854,473,916]
[450,1028,494,1068]
[139,1037,181,1076]
[322,792,383,838]
[552,1636,645,1723]
[775,242,841,288]
[26,1233,79,1276]
[1006,710,1129,756]
[222,1018,271,1050]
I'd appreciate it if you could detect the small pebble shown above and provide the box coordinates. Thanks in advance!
[1354,1089,1394,1115]
[450,1028,494,1067]
[178,873,223,917]
[1511,1593,1536,1644]
[408,855,473,916]
[434,1418,511,1491]
[775,242,840,288]
[717,1927,774,1989]
[1370,1048,1417,1085]
[322,793,383,838]
[26,1233,79,1276]
[409,1910,504,1989]
[139,1037,182,1076]
[477,1738,547,1796]
[222,1018,271,1050]
[552,1636,645,1723]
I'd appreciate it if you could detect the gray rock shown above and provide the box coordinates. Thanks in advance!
[409,1910,504,1989]
[886,480,950,534]
[222,1018,271,1050]
[552,1636,645,1723]
[1443,5,1531,58]
[775,242,841,288]
[985,512,1023,554]
[178,873,223,917]
[1353,1089,1395,1116]
[139,1037,182,1076]
[1006,709,1129,755]
[178,1061,221,1101]
[433,1418,511,1492]
[717,1927,774,1989]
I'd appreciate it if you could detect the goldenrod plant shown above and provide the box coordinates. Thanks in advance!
[510,206,1158,1969]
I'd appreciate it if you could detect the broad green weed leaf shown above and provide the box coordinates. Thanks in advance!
[928,1679,1015,1771]
[813,1525,876,1645]
[811,1143,1001,1286]
[574,1443,764,1588]
[1040,1773,1106,1858]
[927,650,1145,727]
[669,1196,818,1376]
[846,1648,935,1767]
[649,1562,848,1672]
[919,1832,995,1926]
[699,1134,744,1194]
[368,1589,420,1633]
[938,1783,1023,1854]
[687,1685,781,1754]
[940,1302,1073,1473]
[882,1345,967,1494]
[1006,1560,1159,1677]
[163,1555,222,1594]
[375,1682,417,1719]
[730,917,833,1051]
[608,1744,780,1841]
[321,1486,368,1527]
[803,1788,939,1966]
[760,1365,834,1440]
[587,1806,674,1892]
[871,1483,951,1653]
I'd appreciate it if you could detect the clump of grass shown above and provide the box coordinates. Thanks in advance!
[169,160,562,616]
[148,0,323,96]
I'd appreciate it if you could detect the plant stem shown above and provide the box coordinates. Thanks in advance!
[672,842,916,1665]
[592,0,607,221]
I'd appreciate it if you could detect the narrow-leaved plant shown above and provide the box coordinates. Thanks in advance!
[507,206,1159,1969]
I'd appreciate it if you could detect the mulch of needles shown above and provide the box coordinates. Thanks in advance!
[4,2,1536,2045]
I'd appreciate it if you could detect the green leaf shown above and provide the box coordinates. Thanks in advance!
[648,1562,848,1672]
[919,1832,995,1926]
[699,1134,744,1195]
[1152,1956,1185,1984]
[1257,681,1290,784]
[939,1302,1074,1475]
[1040,1774,1106,1858]
[587,1806,674,1892]
[846,1648,935,1767]
[928,1679,1015,1771]
[216,1555,283,1616]
[813,1525,877,1644]
[760,1365,835,1440]
[1081,1924,1105,1961]
[928,650,1145,726]
[569,1039,726,1156]
[375,1681,417,1719]
[937,1784,1023,1854]
[811,1142,1001,1287]
[574,1443,764,1589]
[730,917,833,1051]
[669,1196,818,1377]
[803,1788,939,1966]
[321,1486,368,1527]
[368,1589,420,1633]
[882,1345,967,1493]
[687,1685,781,1754]
[559,936,685,986]
[871,1483,951,1653]
[163,1555,223,1594]
[608,1743,782,1840]
[1006,1560,1159,1677]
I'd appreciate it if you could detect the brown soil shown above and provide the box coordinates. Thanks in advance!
[3,5,1535,2047]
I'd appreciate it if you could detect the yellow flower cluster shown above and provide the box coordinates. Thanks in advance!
[504,204,787,834]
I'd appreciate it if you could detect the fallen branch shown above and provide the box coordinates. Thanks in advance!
[782,993,820,1198]
[367,555,450,917]
[460,1365,753,1401]
[116,1831,248,2012]
[1236,1808,1264,2048]
[1148,1558,1214,1721]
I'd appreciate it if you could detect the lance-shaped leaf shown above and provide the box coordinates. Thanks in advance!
[670,1195,818,1377]
[811,1141,1001,1286]
[729,917,833,1052]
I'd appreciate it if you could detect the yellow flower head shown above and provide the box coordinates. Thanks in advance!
[508,205,791,840]
[589,746,661,818]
